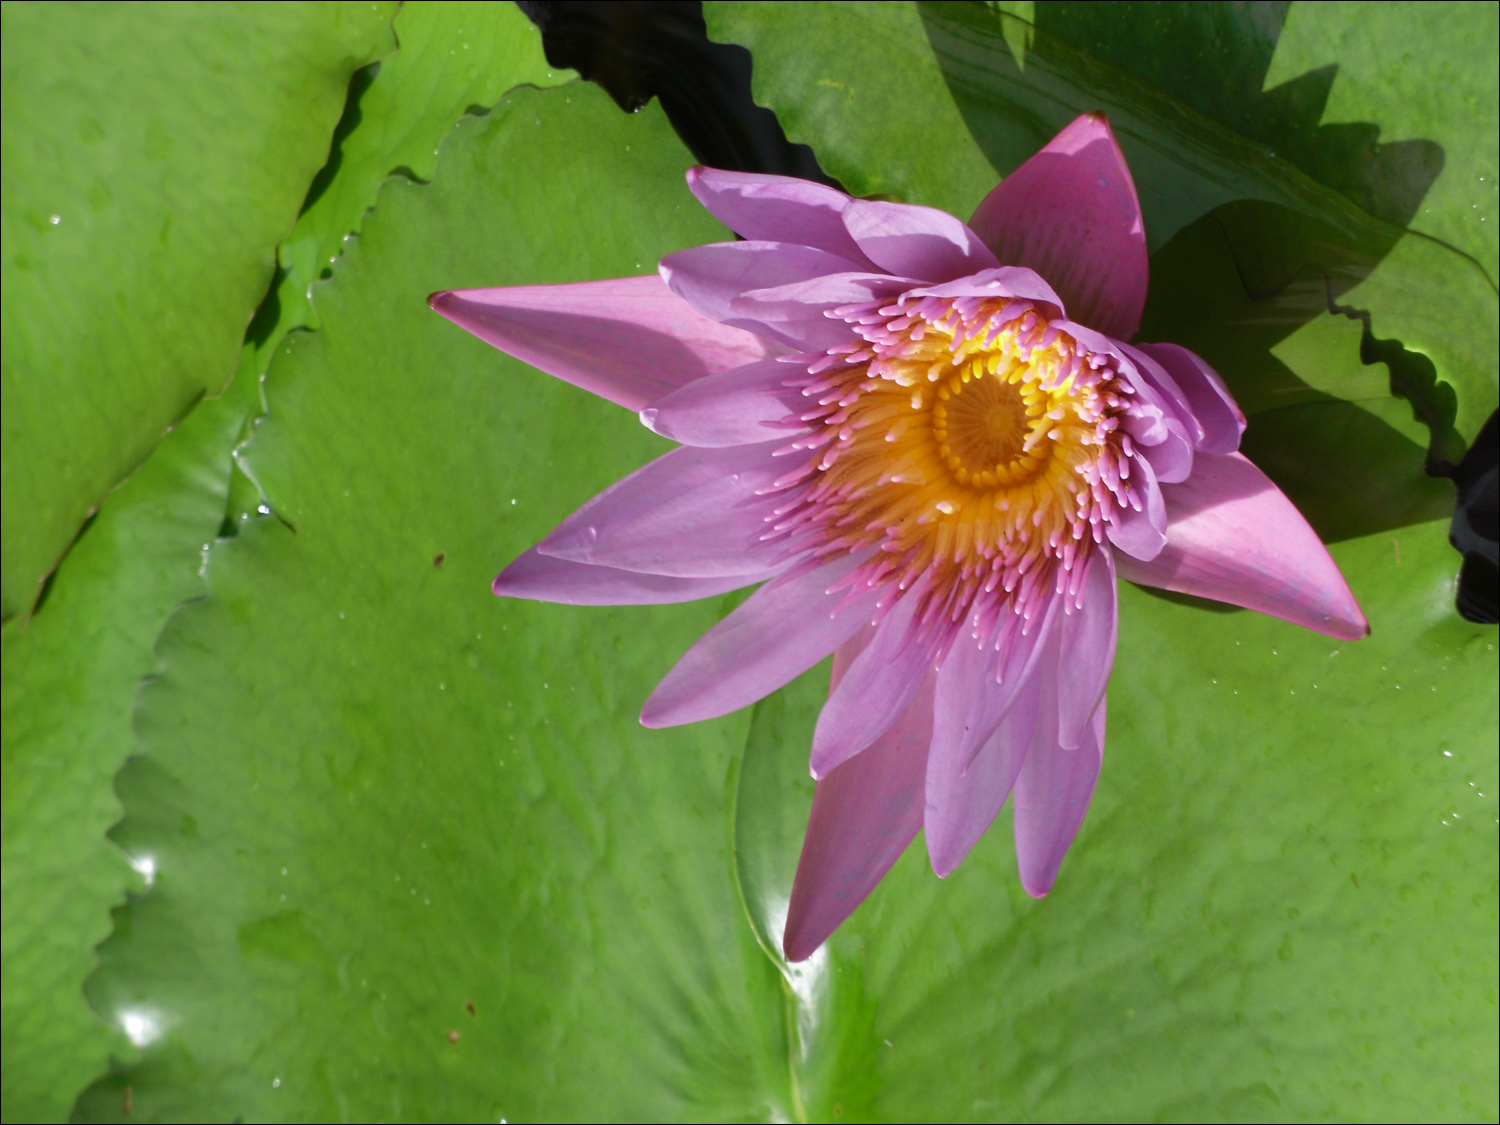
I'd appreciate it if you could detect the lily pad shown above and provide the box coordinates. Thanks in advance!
[0,1,396,621]
[2,7,565,1119]
[0,376,253,1123]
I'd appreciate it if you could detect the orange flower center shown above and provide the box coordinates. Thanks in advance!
[769,294,1138,626]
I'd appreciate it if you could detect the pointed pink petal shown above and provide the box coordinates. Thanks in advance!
[1056,551,1118,749]
[783,670,935,963]
[968,114,1148,340]
[1115,452,1368,639]
[810,593,937,778]
[1013,691,1106,898]
[641,553,884,728]
[538,442,784,577]
[659,241,867,347]
[429,276,771,411]
[924,675,1040,878]
[1134,343,1245,454]
[1106,454,1168,561]
[640,358,807,447]
[493,548,754,605]
[685,167,877,268]
[930,597,1060,777]
[842,199,1000,283]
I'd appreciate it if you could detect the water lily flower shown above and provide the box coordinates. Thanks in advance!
[431,113,1367,962]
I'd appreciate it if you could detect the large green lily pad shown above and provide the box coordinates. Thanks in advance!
[0,376,253,1124]
[0,1,395,622]
[2,8,567,1120]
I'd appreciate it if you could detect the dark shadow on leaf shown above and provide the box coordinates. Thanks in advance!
[1140,207,1454,542]
[1029,1,1445,230]
[297,61,379,217]
[1447,411,1499,622]
[519,1,838,184]
[1328,297,1464,472]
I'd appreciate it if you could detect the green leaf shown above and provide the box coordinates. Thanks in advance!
[736,522,1497,1122]
[0,1,396,621]
[3,8,567,1119]
[1,372,255,1123]
[75,84,800,1122]
[1265,0,1499,286]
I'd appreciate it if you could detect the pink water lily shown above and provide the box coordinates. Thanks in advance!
[431,114,1367,962]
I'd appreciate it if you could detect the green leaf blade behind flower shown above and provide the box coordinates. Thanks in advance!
[1265,0,1499,286]
[73,84,799,1123]
[0,0,397,622]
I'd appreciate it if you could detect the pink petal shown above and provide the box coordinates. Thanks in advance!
[429,276,770,411]
[1013,691,1106,898]
[538,442,785,577]
[1115,452,1369,640]
[640,552,885,728]
[1119,341,1206,450]
[924,675,1040,878]
[640,358,806,448]
[659,241,868,347]
[968,113,1148,340]
[783,668,935,963]
[842,199,1000,282]
[910,266,1064,313]
[810,592,938,779]
[732,272,915,350]
[493,548,754,605]
[1106,454,1168,561]
[929,597,1060,778]
[1055,550,1118,750]
[684,167,878,269]
[1134,343,1245,454]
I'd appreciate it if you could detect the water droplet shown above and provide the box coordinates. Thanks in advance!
[119,1008,163,1047]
